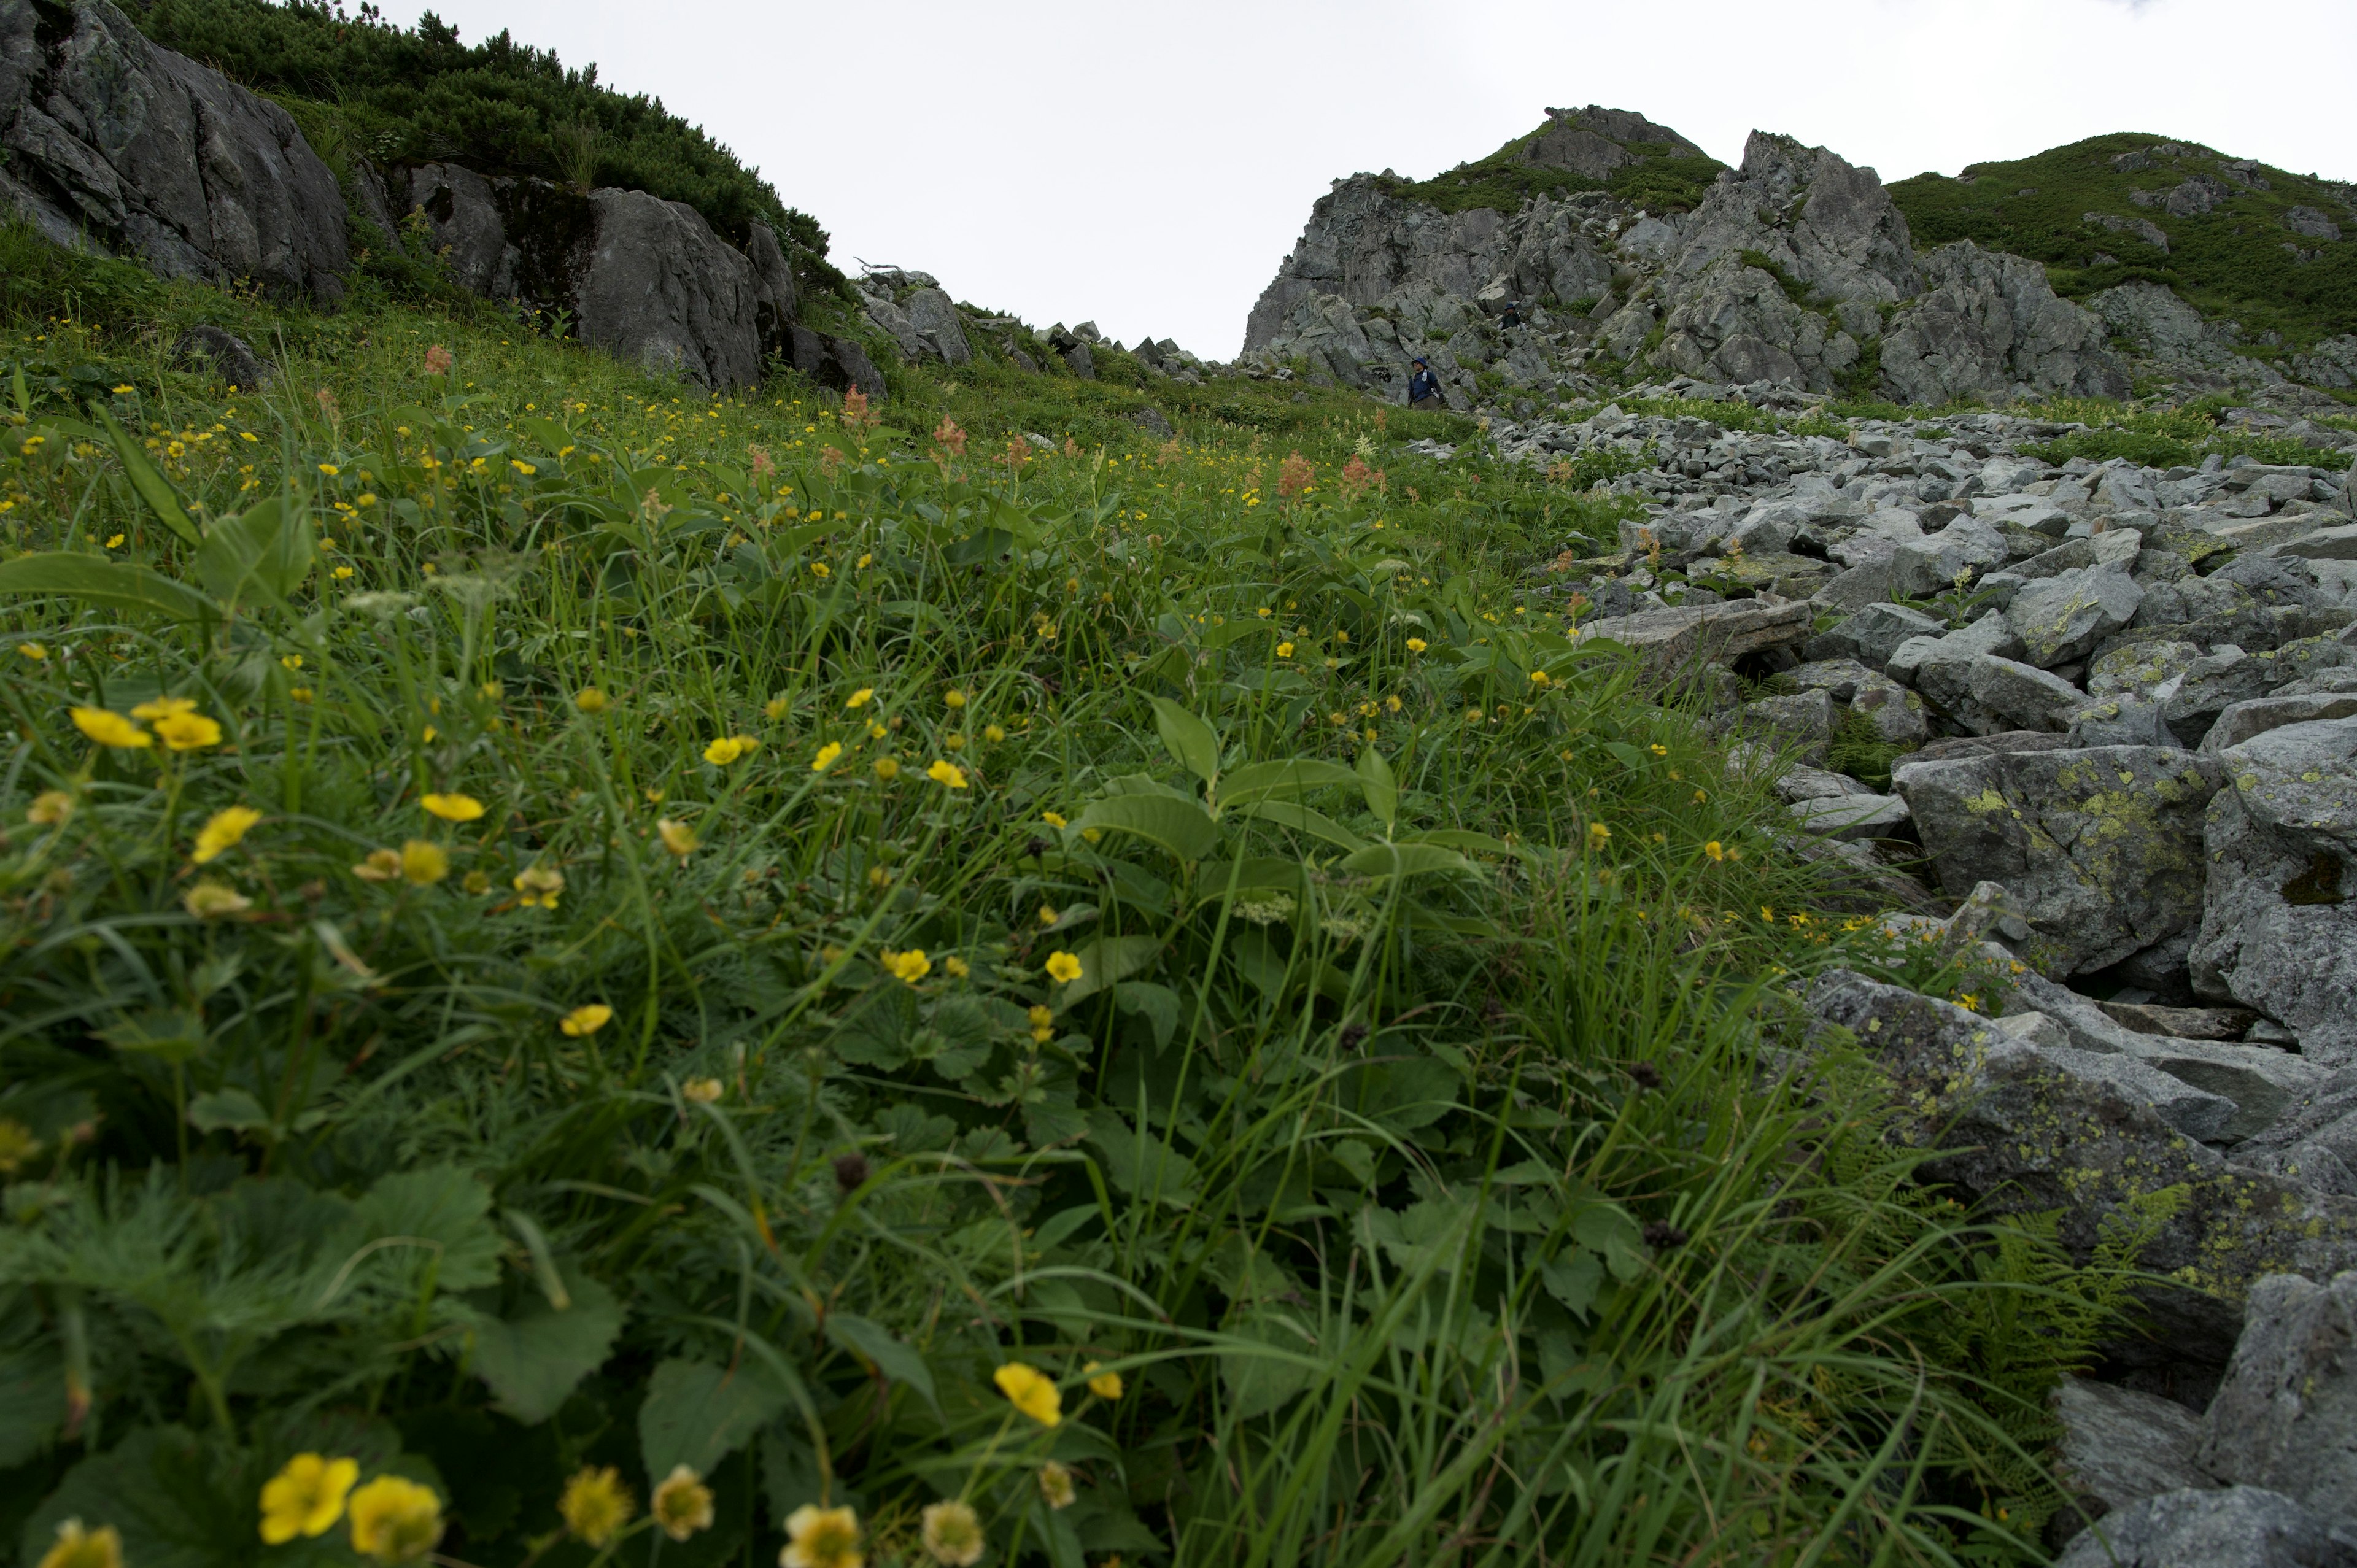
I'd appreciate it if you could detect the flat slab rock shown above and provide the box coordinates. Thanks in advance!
[1574,598,1811,674]
[2052,1485,2357,1568]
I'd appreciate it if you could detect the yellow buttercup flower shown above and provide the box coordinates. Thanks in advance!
[927,760,967,790]
[983,724,1005,744]
[354,848,401,882]
[812,741,843,773]
[1705,841,1725,862]
[260,1453,360,1544]
[944,956,970,979]
[400,840,448,885]
[17,641,47,661]
[347,1474,443,1563]
[651,1464,714,1542]
[705,734,759,765]
[1041,811,1067,829]
[872,757,900,781]
[680,1078,724,1105]
[1587,822,1611,852]
[919,1499,984,1566]
[184,881,251,919]
[994,1361,1062,1427]
[559,1466,633,1547]
[153,709,223,751]
[420,792,486,822]
[1275,641,1294,658]
[765,695,792,720]
[130,696,196,720]
[191,805,261,865]
[560,1004,612,1037]
[514,866,565,908]
[1406,637,1428,653]
[71,707,151,749]
[27,790,74,827]
[34,1519,122,1568]
[1045,951,1082,985]
[657,818,699,856]
[1086,1361,1124,1400]
[573,687,610,714]
[1038,1459,1077,1510]
[883,949,932,985]
[1038,905,1059,927]
[943,689,967,709]
[1528,669,1550,687]
[845,687,874,708]
[781,1503,862,1568]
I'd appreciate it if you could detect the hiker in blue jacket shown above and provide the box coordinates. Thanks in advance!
[1407,357,1442,410]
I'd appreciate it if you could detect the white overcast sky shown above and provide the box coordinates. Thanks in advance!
[385,0,2355,361]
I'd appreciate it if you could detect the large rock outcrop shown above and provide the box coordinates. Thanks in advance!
[1881,242,2132,404]
[0,0,347,303]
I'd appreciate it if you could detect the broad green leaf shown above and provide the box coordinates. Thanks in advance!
[1215,757,1358,810]
[186,1088,268,1134]
[192,495,312,608]
[1340,841,1474,879]
[1541,1249,1605,1319]
[1233,800,1366,853]
[1113,980,1181,1048]
[1056,933,1164,1006]
[0,1337,64,1469]
[99,1008,208,1064]
[1603,740,1650,770]
[825,1313,939,1411]
[0,552,215,622]
[1072,794,1219,863]
[1219,1307,1314,1422]
[1355,746,1398,831]
[1147,696,1221,786]
[470,1270,623,1424]
[1406,827,1531,862]
[19,1424,248,1568]
[97,409,202,544]
[348,1165,505,1293]
[1084,1108,1200,1207]
[638,1356,788,1480]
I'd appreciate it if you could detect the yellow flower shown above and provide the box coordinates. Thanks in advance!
[1405,638,1428,653]
[1586,822,1611,852]
[71,707,150,749]
[34,1519,122,1568]
[919,1499,984,1567]
[845,687,874,708]
[884,949,932,985]
[681,1078,724,1105]
[1028,1005,1055,1031]
[152,709,222,751]
[1704,841,1725,862]
[812,741,843,773]
[943,689,967,709]
[1038,1460,1077,1510]
[318,463,340,477]
[17,641,47,661]
[347,1474,443,1563]
[1086,1361,1124,1400]
[192,805,261,865]
[559,1466,633,1547]
[260,1453,360,1544]
[1039,905,1059,927]
[574,687,610,714]
[944,956,970,979]
[0,1116,43,1176]
[781,1503,862,1568]
[994,1361,1062,1427]
[764,695,792,720]
[651,1464,714,1543]
[355,848,401,882]
[810,561,831,578]
[1528,669,1550,687]
[872,757,900,781]
[131,695,195,722]
[514,865,565,908]
[560,1004,612,1037]
[1275,641,1294,658]
[943,732,966,752]
[983,724,1006,744]
[421,793,486,822]
[184,881,251,919]
[1041,811,1067,829]
[705,735,759,765]
[927,760,967,790]
[1045,951,1082,984]
[27,790,74,827]
[657,818,699,856]
[400,840,448,885]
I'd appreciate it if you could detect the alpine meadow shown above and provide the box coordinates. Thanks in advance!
[5,6,2357,1568]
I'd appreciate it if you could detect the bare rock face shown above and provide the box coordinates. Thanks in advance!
[1881,242,2131,404]
[575,188,766,389]
[0,0,347,303]
[2196,1272,2357,1521]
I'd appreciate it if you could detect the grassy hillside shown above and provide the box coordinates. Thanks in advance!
[124,0,826,258]
[1379,123,1724,218]
[0,216,2164,1567]
[1890,133,2357,349]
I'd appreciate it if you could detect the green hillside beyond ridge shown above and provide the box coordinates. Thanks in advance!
[1889,133,2357,350]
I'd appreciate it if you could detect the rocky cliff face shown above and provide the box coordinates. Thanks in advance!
[0,0,348,304]
[1246,112,2134,407]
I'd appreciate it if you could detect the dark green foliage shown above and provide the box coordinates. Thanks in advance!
[1889,133,2357,348]
[1738,249,1813,306]
[0,222,169,335]
[1379,126,1722,221]
[123,0,826,255]
[1827,708,1911,790]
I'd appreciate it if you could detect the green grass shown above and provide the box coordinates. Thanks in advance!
[1889,133,2357,351]
[0,233,2137,1567]
[1378,124,1722,222]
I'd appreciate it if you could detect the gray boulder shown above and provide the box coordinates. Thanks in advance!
[0,0,348,303]
[745,222,798,347]
[787,326,887,400]
[2051,1486,2356,1568]
[407,163,515,296]
[1967,654,2086,733]
[2196,1272,2357,1521]
[172,325,269,392]
[2053,1375,2214,1534]
[1788,793,1910,841]
[2007,566,2146,667]
[1892,746,2228,976]
[2069,696,2184,749]
[1737,689,1835,764]
[576,189,767,389]
[1803,601,1944,668]
[2190,719,2357,1065]
[2206,694,2357,753]
[1574,598,1813,677]
[1889,610,2029,714]
[902,287,972,366]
